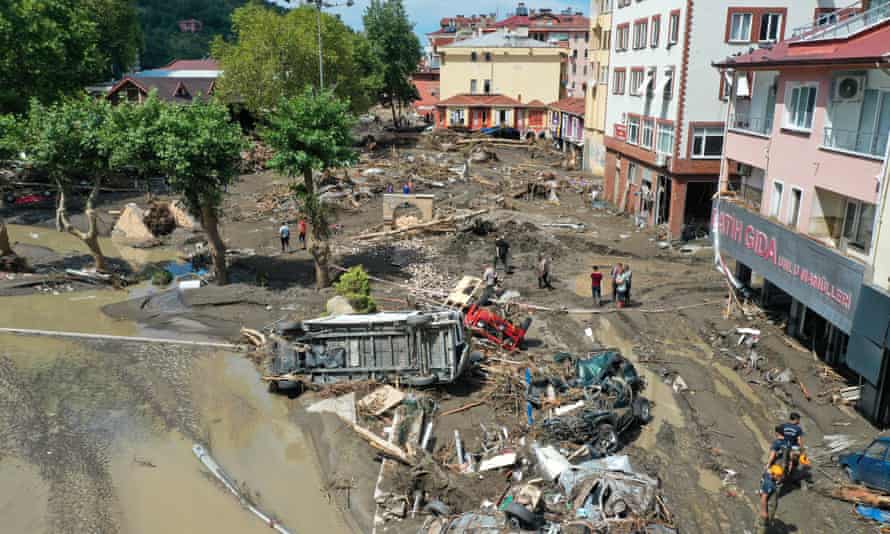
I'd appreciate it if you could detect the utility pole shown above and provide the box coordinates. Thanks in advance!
[309,0,354,90]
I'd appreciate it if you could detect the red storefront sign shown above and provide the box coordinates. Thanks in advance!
[614,124,627,141]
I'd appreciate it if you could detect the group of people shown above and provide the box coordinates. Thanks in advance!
[588,263,632,307]
[759,412,805,525]
[278,219,308,253]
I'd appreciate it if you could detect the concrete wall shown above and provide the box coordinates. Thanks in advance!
[439,47,564,103]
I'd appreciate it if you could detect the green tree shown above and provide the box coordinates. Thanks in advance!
[363,0,422,125]
[212,3,381,114]
[262,89,356,288]
[0,114,22,257]
[0,1,141,113]
[334,265,376,313]
[152,99,245,285]
[18,97,113,271]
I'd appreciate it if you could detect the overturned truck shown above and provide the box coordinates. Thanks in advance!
[265,311,474,391]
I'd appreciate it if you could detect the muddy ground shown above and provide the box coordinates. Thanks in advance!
[0,135,882,533]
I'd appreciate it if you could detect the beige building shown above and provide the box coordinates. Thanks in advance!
[583,0,612,176]
[439,32,565,105]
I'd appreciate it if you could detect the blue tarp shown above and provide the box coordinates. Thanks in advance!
[855,504,890,524]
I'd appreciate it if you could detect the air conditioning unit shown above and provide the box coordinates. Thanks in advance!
[833,73,866,102]
[655,153,670,167]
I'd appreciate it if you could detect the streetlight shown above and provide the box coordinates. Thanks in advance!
[308,0,355,89]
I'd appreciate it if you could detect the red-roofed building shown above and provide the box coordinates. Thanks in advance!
[435,93,548,137]
[549,97,585,161]
[411,72,440,123]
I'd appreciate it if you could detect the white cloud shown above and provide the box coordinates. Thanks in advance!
[271,1,588,37]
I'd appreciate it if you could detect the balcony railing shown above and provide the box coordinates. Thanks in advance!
[729,114,773,136]
[798,1,890,41]
[791,1,864,39]
[823,126,889,158]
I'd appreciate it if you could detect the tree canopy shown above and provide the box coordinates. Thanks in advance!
[363,0,422,119]
[212,3,382,114]
[0,1,141,113]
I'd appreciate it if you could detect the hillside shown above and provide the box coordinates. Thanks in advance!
[136,0,283,68]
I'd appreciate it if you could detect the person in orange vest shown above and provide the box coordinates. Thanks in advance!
[297,218,307,250]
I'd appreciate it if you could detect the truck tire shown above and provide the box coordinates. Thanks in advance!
[632,397,652,424]
[504,502,537,528]
[406,314,433,327]
[404,374,437,387]
[592,423,619,457]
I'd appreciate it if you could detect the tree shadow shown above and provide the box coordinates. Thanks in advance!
[38,253,133,275]
[338,244,428,282]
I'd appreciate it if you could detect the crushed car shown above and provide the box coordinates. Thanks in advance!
[264,310,475,391]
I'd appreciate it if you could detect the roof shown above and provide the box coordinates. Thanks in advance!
[107,76,215,103]
[491,13,589,31]
[412,79,440,111]
[548,97,585,116]
[441,32,558,48]
[714,18,890,69]
[436,94,522,107]
[162,59,219,70]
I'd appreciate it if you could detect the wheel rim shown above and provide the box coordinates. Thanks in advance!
[640,403,650,421]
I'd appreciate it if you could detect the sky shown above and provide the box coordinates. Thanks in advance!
[273,1,590,40]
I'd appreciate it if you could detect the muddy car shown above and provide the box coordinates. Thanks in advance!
[265,310,474,391]
[541,397,652,456]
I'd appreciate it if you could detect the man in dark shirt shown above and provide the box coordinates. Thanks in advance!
[494,236,510,271]
[590,265,603,306]
[766,427,790,471]
[778,412,804,447]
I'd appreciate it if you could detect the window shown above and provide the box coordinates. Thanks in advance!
[498,109,508,124]
[729,13,753,42]
[651,16,660,47]
[573,49,578,59]
[628,162,638,185]
[843,199,876,252]
[663,67,675,99]
[471,51,478,62]
[599,66,609,85]
[770,181,784,218]
[788,187,802,227]
[630,69,645,96]
[759,13,782,42]
[786,84,817,131]
[854,89,890,156]
[657,123,674,154]
[691,126,724,158]
[633,20,648,49]
[612,69,626,94]
[628,116,640,144]
[470,79,478,94]
[584,49,588,59]
[484,51,492,61]
[450,109,465,125]
[573,63,577,75]
[601,29,611,50]
[668,11,680,44]
[483,79,491,94]
[641,119,654,149]
[616,25,629,51]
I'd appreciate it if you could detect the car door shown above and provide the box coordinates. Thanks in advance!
[858,441,889,489]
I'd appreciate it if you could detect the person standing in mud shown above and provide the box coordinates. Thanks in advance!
[537,253,554,289]
[297,218,307,250]
[623,264,633,304]
[590,265,603,306]
[494,236,510,272]
[610,263,623,304]
[279,222,290,253]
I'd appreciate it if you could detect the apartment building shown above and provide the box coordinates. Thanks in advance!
[438,33,565,105]
[714,1,890,424]
[584,0,613,175]
[427,14,498,69]
[549,97,586,164]
[603,0,840,239]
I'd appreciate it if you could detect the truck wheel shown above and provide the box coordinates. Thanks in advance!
[504,502,537,528]
[405,374,437,387]
[632,397,652,423]
[592,423,619,456]
[845,466,857,484]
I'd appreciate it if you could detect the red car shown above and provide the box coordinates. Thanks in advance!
[463,304,532,352]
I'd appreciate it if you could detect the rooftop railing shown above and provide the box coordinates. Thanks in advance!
[797,1,890,42]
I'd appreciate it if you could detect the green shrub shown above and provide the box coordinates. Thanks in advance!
[334,266,377,313]
[151,269,173,286]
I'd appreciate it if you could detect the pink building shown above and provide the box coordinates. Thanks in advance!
[714,2,890,423]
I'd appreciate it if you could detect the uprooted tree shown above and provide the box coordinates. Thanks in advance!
[18,97,112,271]
[151,98,244,285]
[263,89,357,288]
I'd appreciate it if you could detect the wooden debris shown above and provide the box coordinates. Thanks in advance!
[352,209,488,241]
[829,484,890,508]
[240,327,267,347]
[440,401,484,417]
[351,423,414,465]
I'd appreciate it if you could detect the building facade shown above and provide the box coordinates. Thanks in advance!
[549,97,586,165]
[603,0,840,239]
[714,1,890,425]
[427,14,498,69]
[438,33,565,105]
[584,0,613,175]
[435,94,549,137]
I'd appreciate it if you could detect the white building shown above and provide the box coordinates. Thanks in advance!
[602,0,842,238]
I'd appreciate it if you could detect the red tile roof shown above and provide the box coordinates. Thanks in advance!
[161,59,220,70]
[715,19,890,69]
[491,13,589,31]
[412,79,440,112]
[436,94,523,107]
[525,99,548,109]
[548,97,585,116]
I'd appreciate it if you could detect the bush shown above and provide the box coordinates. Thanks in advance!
[151,269,173,286]
[334,266,377,313]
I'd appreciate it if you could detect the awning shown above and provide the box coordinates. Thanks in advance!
[640,73,653,96]
[655,75,671,97]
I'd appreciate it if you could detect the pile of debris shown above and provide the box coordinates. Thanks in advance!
[112,200,200,247]
[240,141,274,173]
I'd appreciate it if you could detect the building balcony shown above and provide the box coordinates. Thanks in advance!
[822,126,889,160]
[730,113,773,137]
[797,1,890,42]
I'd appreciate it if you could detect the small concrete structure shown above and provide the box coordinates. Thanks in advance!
[382,194,435,223]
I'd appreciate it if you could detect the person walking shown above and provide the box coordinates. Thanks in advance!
[297,218,307,250]
[615,267,629,307]
[402,182,411,194]
[610,263,623,304]
[279,222,290,253]
[590,265,603,306]
[494,236,510,271]
[623,264,633,304]
[537,254,554,290]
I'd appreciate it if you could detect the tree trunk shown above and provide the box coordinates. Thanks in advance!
[56,179,108,272]
[389,95,399,128]
[0,217,13,257]
[303,168,331,289]
[200,203,228,285]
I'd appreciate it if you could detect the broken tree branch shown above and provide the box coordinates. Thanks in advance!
[352,209,488,241]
